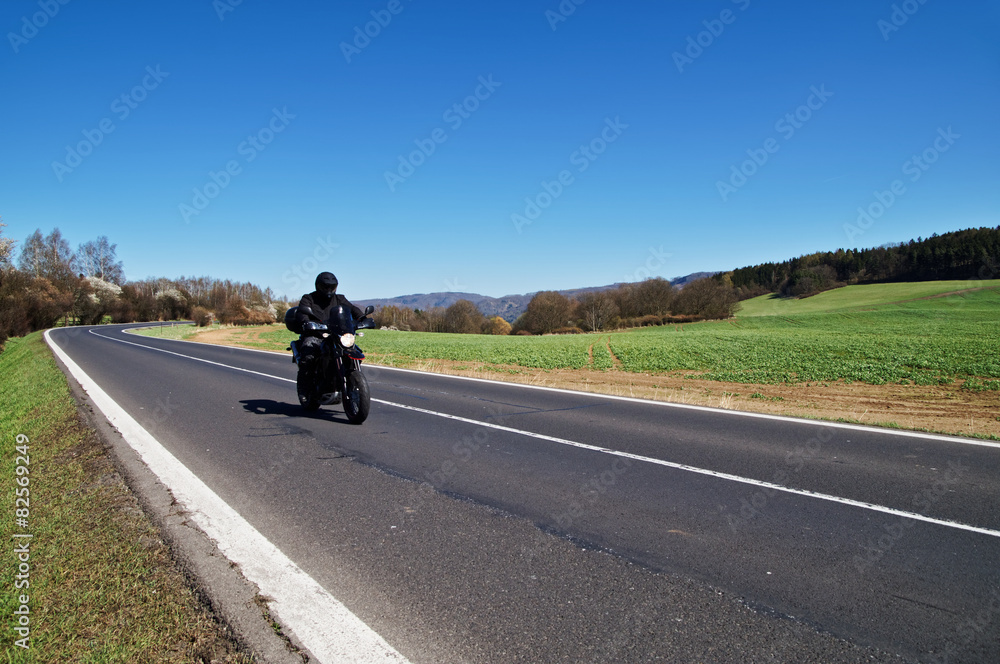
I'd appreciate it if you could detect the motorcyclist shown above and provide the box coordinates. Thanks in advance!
[296,272,364,371]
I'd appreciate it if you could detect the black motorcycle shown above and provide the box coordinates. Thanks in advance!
[285,303,376,423]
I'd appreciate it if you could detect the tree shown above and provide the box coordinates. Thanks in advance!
[673,278,739,320]
[74,277,124,325]
[0,219,14,268]
[577,291,619,331]
[612,283,642,319]
[781,265,839,298]
[16,230,45,277]
[156,288,191,321]
[516,291,574,335]
[18,228,75,283]
[415,307,446,333]
[75,236,125,284]
[0,271,74,343]
[633,277,674,315]
[444,299,486,334]
[374,305,415,330]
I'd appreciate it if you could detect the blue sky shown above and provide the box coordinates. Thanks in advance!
[2,0,997,301]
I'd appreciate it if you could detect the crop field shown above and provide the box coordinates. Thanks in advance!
[366,285,1000,388]
[135,282,1000,390]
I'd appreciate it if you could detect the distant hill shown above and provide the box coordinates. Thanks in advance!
[668,271,718,287]
[356,273,716,322]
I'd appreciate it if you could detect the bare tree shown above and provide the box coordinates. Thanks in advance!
[18,228,75,283]
[374,304,415,330]
[0,220,15,268]
[577,291,619,331]
[633,277,674,315]
[75,236,125,284]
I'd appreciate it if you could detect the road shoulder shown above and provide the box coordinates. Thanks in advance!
[51,336,309,664]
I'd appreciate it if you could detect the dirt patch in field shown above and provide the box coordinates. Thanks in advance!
[184,326,1000,439]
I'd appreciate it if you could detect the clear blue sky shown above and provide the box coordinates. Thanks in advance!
[2,0,998,300]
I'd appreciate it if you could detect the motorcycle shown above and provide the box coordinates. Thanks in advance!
[285,303,376,423]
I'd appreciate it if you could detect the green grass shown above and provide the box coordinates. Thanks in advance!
[607,286,1000,385]
[0,332,249,663]
[736,279,1000,317]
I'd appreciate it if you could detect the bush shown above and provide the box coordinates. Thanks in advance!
[551,326,584,335]
[191,306,213,327]
[273,301,290,325]
[485,316,512,336]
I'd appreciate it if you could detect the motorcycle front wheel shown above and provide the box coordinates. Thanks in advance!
[343,370,370,424]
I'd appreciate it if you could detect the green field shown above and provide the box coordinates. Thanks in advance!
[735,280,1000,317]
[135,282,1000,388]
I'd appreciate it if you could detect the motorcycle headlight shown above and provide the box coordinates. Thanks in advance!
[340,333,355,348]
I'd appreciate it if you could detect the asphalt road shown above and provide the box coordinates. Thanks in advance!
[48,323,1000,663]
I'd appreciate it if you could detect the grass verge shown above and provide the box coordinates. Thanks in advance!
[1,332,252,663]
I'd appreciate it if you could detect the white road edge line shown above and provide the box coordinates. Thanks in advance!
[45,329,410,664]
[92,327,1000,539]
[121,324,1000,449]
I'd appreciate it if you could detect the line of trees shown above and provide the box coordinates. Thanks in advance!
[372,302,513,335]
[725,226,1000,300]
[0,224,280,348]
[373,276,740,336]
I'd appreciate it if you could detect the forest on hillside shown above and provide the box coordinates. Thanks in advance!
[724,226,1000,299]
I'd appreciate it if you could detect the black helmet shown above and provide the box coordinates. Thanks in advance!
[315,272,338,296]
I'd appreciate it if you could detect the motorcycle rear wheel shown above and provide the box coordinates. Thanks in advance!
[343,370,370,424]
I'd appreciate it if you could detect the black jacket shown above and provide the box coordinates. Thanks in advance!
[296,291,363,328]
